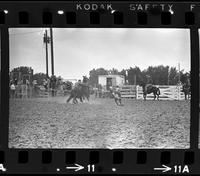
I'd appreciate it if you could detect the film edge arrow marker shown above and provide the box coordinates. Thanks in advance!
[66,163,84,172]
[153,165,172,173]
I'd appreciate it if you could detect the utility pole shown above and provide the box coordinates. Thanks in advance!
[177,62,181,100]
[178,62,180,83]
[168,67,170,85]
[43,30,50,77]
[125,70,128,84]
[134,74,136,85]
[50,28,54,76]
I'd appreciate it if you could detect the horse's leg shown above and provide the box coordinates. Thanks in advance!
[67,95,72,103]
[143,93,146,101]
[73,97,77,104]
[53,89,55,97]
[86,95,89,101]
[80,96,83,102]
[157,94,159,100]
[114,98,119,105]
[154,93,156,100]
[119,98,122,105]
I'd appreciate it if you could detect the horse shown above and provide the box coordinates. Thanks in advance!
[140,83,160,100]
[66,83,90,104]
[182,84,190,100]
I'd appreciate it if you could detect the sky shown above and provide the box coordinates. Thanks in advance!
[9,28,191,80]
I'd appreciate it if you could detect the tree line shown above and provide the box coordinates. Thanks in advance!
[10,65,190,86]
[88,65,190,86]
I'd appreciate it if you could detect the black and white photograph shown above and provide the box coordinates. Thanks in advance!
[9,28,191,148]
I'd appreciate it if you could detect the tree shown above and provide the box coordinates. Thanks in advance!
[143,65,169,85]
[120,69,126,77]
[120,69,128,84]
[89,68,108,86]
[108,68,120,75]
[32,73,47,85]
[127,66,143,85]
[10,66,33,84]
[88,65,189,86]
[168,67,179,85]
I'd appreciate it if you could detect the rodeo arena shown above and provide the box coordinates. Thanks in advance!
[8,28,190,149]
[9,67,191,149]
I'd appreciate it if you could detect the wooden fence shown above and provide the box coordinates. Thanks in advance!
[121,85,190,100]
[15,85,32,99]
[120,85,136,98]
[13,84,190,101]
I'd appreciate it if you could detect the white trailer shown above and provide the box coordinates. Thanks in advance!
[98,75,125,90]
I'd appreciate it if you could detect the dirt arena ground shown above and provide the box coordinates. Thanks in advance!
[9,96,190,149]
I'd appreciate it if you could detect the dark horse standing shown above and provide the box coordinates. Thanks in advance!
[182,83,190,100]
[66,83,90,104]
[140,83,160,100]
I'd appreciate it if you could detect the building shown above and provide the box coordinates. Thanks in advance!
[98,75,125,90]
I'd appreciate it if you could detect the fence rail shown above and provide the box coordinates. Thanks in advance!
[121,85,190,100]
[11,84,190,101]
[120,85,136,98]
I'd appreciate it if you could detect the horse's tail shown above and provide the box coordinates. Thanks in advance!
[157,88,161,95]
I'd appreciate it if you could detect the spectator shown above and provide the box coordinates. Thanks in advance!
[43,79,48,91]
[10,82,16,98]
[26,79,30,86]
[32,79,38,97]
[93,86,98,98]
[14,78,18,85]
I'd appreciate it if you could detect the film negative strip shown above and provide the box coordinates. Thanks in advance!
[0,0,200,174]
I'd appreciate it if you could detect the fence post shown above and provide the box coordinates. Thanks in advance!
[21,84,28,99]
[136,85,138,100]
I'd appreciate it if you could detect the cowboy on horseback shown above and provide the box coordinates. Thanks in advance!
[110,86,123,106]
[181,73,190,100]
[140,75,160,100]
[144,75,152,93]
